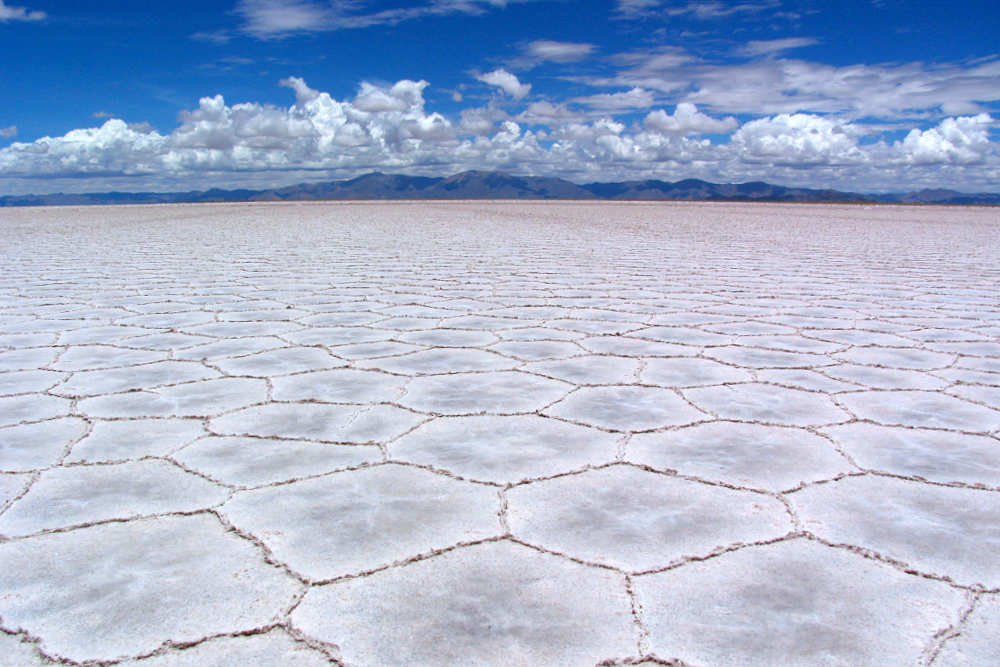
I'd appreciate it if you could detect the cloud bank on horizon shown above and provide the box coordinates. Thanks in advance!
[1,0,998,194]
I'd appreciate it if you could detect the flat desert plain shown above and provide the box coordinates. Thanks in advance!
[1,200,999,666]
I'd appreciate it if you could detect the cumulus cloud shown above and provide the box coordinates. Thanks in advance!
[555,117,626,141]
[279,76,320,105]
[644,103,737,134]
[460,105,519,136]
[546,116,723,172]
[128,121,157,134]
[517,101,583,125]
[0,125,17,139]
[352,82,415,112]
[1,77,720,188]
[0,78,469,181]
[731,114,864,165]
[0,119,167,177]
[476,69,531,100]
[897,114,994,165]
[0,0,45,21]
[1,78,997,194]
[574,87,655,110]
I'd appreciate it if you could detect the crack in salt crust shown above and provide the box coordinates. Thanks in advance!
[0,200,998,665]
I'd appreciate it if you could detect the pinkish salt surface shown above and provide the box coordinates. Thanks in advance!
[0,200,998,665]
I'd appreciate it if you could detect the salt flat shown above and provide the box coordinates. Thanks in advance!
[1,200,999,665]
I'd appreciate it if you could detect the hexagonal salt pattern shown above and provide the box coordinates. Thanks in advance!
[66,418,205,463]
[507,465,791,571]
[933,594,1000,666]
[0,460,230,537]
[0,393,71,426]
[628,421,853,491]
[0,514,300,664]
[389,414,619,483]
[399,370,570,414]
[270,367,406,403]
[292,540,637,665]
[0,632,49,666]
[544,385,706,431]
[3,201,999,662]
[820,422,1000,488]
[51,360,220,397]
[174,435,379,487]
[0,473,32,510]
[836,390,1000,431]
[77,376,269,418]
[683,382,850,426]
[789,475,1000,587]
[118,629,335,666]
[1,417,88,471]
[633,539,966,665]
[209,402,425,443]
[219,464,502,580]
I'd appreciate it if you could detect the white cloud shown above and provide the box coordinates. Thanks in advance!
[517,101,583,125]
[191,30,232,44]
[731,114,865,165]
[614,0,659,16]
[667,1,779,19]
[1,78,997,195]
[897,114,994,165]
[0,119,167,177]
[617,0,778,19]
[602,49,1000,120]
[236,0,334,37]
[476,69,531,100]
[554,117,626,141]
[0,0,45,21]
[740,37,818,57]
[546,116,724,174]
[236,0,550,38]
[352,82,415,112]
[279,76,321,105]
[525,40,595,63]
[0,125,17,139]
[644,103,737,134]
[128,121,157,134]
[460,107,510,135]
[1,78,467,181]
[573,87,655,110]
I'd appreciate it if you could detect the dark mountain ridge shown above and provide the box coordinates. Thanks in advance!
[2,170,998,206]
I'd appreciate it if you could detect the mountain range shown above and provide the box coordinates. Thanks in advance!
[3,171,999,206]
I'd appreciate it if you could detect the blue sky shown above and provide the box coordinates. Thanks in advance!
[1,0,998,194]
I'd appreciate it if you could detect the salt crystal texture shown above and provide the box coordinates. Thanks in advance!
[0,201,996,664]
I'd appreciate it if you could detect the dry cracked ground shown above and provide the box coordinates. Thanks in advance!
[1,200,999,666]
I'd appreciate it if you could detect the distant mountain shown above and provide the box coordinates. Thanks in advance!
[252,172,441,200]
[871,188,1000,205]
[428,171,594,199]
[580,178,869,203]
[249,170,594,200]
[0,188,259,207]
[2,170,998,206]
